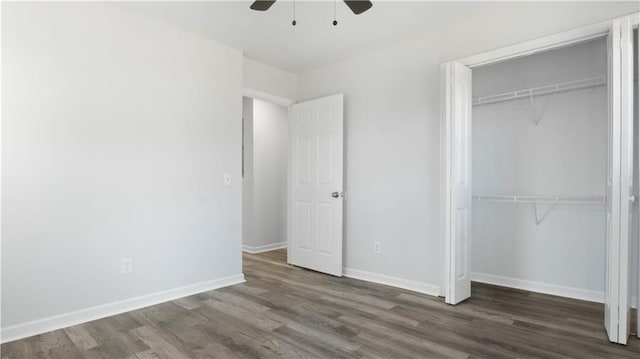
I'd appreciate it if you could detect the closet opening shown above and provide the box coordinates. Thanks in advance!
[470,38,610,305]
[441,15,639,346]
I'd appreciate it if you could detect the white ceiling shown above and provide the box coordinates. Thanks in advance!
[123,1,637,74]
[123,1,497,73]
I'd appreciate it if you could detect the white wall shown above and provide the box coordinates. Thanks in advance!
[2,2,243,340]
[242,97,256,251]
[243,57,298,101]
[471,39,607,300]
[296,2,639,294]
[242,99,289,251]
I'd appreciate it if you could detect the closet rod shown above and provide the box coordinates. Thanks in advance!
[472,195,605,204]
[472,76,606,106]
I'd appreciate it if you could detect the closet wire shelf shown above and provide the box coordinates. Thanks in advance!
[472,195,605,204]
[472,195,605,225]
[472,76,607,106]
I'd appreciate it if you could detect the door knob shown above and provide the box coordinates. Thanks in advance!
[332,191,342,198]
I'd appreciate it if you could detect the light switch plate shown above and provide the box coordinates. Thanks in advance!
[224,173,232,185]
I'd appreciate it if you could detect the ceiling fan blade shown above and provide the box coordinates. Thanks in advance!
[250,0,277,11]
[343,0,373,15]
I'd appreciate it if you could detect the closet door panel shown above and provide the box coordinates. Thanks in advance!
[604,18,622,344]
[605,16,634,345]
[443,61,472,305]
[619,15,634,344]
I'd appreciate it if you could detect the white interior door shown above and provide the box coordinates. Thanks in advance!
[442,61,472,305]
[287,94,344,276]
[605,17,634,345]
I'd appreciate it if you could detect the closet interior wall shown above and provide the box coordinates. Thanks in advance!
[471,38,615,302]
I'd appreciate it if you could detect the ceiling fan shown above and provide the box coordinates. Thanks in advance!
[250,0,373,15]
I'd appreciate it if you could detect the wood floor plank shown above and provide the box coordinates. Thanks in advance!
[2,247,640,358]
[204,291,271,313]
[201,299,283,332]
[255,334,320,359]
[82,319,150,359]
[130,326,191,359]
[191,342,239,359]
[173,296,203,311]
[339,313,470,359]
[64,325,99,351]
[271,325,357,359]
[190,304,285,357]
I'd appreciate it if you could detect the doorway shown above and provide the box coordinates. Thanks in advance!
[242,96,289,254]
[241,92,346,277]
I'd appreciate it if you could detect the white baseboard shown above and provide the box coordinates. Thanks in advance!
[242,242,287,254]
[1,273,245,344]
[343,267,440,297]
[471,272,604,303]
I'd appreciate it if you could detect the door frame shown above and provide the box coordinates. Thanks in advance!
[243,88,296,107]
[440,12,639,342]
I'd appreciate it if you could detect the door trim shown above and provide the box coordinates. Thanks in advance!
[243,88,296,107]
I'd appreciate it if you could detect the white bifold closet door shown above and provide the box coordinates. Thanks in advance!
[442,61,473,305]
[604,16,635,345]
[287,94,344,277]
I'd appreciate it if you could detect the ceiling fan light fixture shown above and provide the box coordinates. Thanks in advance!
[343,0,373,15]
[249,0,277,11]
[249,0,373,25]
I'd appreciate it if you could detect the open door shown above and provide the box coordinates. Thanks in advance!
[287,94,344,276]
[605,16,635,345]
[442,61,472,305]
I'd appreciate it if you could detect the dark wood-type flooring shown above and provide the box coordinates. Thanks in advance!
[2,248,639,358]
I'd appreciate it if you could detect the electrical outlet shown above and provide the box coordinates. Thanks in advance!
[224,173,232,186]
[373,241,381,254]
[121,258,133,274]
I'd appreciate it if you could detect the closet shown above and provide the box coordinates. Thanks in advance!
[442,15,638,346]
[471,38,611,303]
